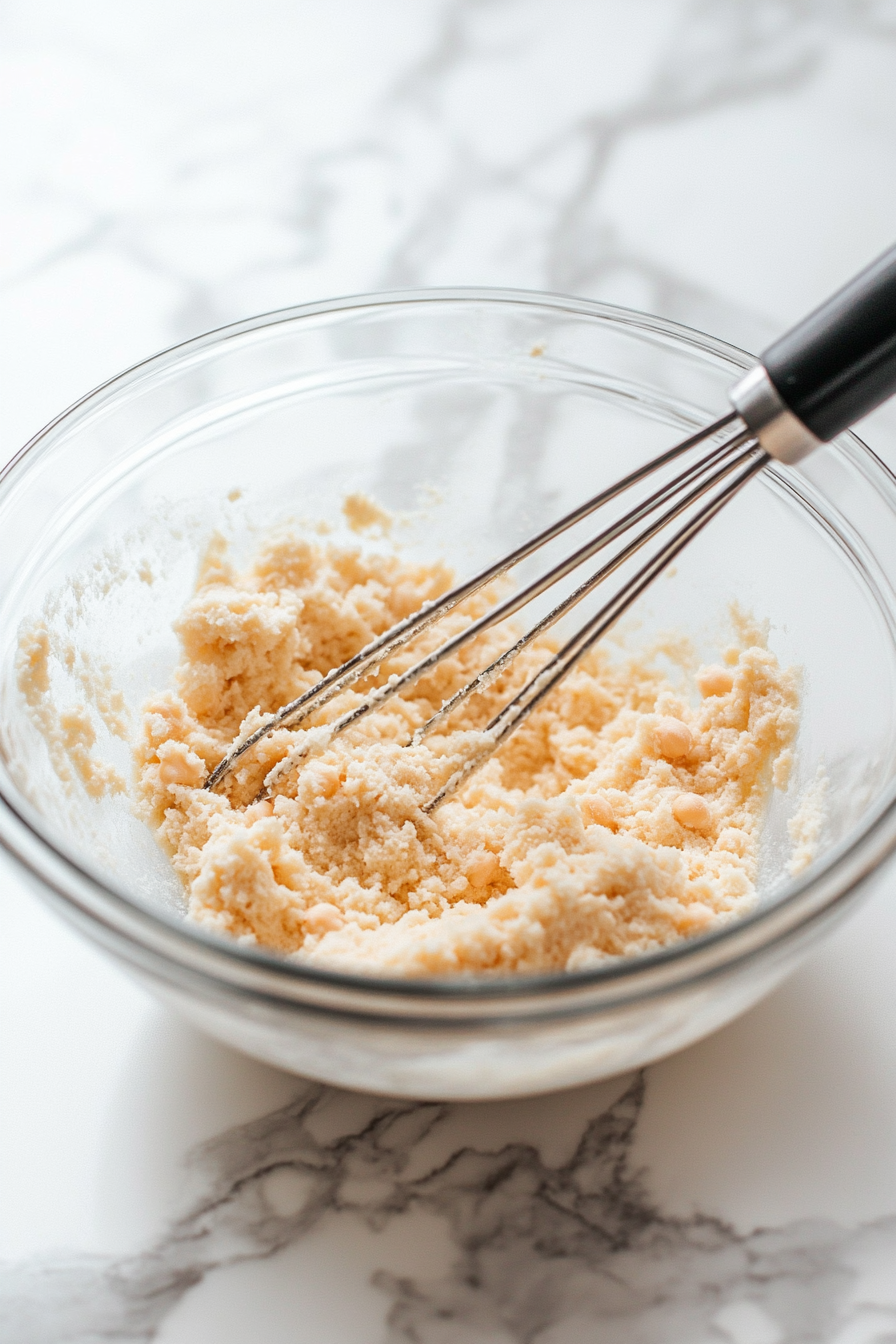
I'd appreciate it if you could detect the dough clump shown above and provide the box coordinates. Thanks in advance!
[135,535,799,976]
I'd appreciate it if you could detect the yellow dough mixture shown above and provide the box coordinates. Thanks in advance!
[134,532,799,976]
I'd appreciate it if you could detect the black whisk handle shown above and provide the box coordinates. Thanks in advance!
[731,243,896,462]
[762,243,896,443]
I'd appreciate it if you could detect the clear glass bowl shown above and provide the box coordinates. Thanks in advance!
[3,290,896,1100]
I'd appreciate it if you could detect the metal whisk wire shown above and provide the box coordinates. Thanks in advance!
[202,244,896,814]
[259,434,764,805]
[256,428,760,802]
[205,410,740,793]
[424,444,767,811]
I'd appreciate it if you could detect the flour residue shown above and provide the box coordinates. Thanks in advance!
[787,765,829,876]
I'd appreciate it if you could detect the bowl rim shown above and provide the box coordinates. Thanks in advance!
[3,284,896,1012]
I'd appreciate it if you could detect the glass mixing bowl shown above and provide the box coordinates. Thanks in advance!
[3,290,896,1100]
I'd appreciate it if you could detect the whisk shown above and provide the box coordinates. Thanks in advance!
[207,245,896,811]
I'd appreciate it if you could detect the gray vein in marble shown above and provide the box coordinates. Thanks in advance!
[9,0,896,370]
[5,4,896,1340]
[373,0,895,341]
[2,1075,895,1343]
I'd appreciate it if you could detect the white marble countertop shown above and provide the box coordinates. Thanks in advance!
[3,4,896,1340]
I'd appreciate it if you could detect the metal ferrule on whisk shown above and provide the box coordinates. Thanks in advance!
[204,243,896,811]
[729,365,822,465]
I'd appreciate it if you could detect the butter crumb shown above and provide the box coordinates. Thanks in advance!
[697,665,734,697]
[342,492,393,535]
[580,795,615,829]
[654,717,692,759]
[672,792,712,832]
[304,903,344,934]
[17,623,51,703]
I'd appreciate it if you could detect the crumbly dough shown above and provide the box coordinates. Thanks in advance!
[17,622,127,798]
[134,533,799,976]
[342,491,393,535]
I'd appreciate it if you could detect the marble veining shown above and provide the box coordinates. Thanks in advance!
[5,1,896,1339]
[2,1076,894,1343]
[10,0,896,392]
[375,0,827,305]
